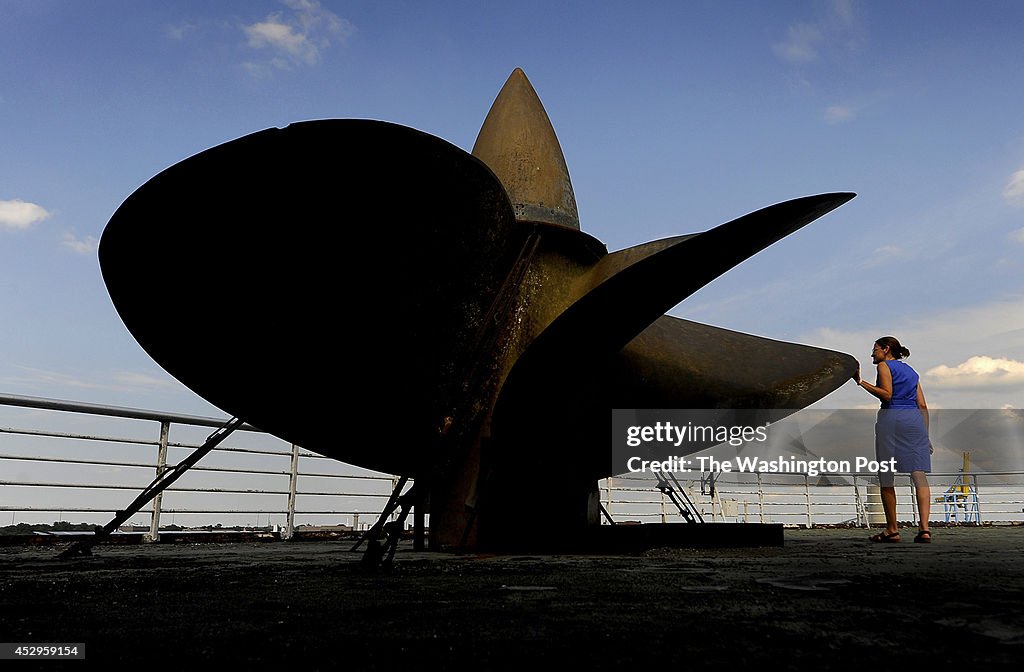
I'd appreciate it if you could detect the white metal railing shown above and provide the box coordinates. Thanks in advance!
[4,393,1023,536]
[600,471,1024,527]
[0,393,403,538]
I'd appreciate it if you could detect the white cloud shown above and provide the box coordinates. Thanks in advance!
[111,371,179,390]
[864,244,911,267]
[774,22,823,63]
[872,244,901,256]
[165,21,197,41]
[829,0,855,26]
[242,0,353,70]
[4,366,178,393]
[1003,169,1024,207]
[824,105,855,124]
[246,19,313,62]
[926,356,1024,389]
[4,366,104,391]
[802,296,1024,408]
[807,297,1024,363]
[1011,227,1024,244]
[61,233,98,255]
[0,199,50,230]
[774,2,864,67]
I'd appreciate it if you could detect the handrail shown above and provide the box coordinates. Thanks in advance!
[0,393,401,538]
[4,393,1023,534]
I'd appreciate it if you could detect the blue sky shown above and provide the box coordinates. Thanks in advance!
[2,0,1024,418]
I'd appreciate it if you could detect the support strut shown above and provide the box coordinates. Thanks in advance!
[351,476,416,569]
[655,471,705,524]
[58,416,245,559]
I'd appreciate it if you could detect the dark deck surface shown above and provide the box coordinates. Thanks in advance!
[1,526,1021,669]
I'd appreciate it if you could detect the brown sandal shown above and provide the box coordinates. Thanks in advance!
[914,530,932,543]
[868,531,901,543]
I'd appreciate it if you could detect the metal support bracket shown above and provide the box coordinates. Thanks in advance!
[352,476,417,569]
[57,416,244,559]
[655,472,705,523]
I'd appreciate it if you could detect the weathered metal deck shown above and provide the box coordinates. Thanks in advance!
[1,527,1021,667]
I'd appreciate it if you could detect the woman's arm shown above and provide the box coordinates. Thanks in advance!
[917,383,932,452]
[857,361,893,402]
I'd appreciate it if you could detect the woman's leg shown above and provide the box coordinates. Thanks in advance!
[880,485,898,535]
[874,414,900,539]
[911,470,930,532]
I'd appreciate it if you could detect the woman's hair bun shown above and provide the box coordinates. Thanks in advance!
[876,336,910,360]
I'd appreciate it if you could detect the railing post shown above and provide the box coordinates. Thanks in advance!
[852,476,866,527]
[707,475,717,522]
[910,479,919,526]
[391,476,400,522]
[604,478,612,522]
[147,420,170,542]
[804,474,813,529]
[413,480,425,550]
[973,474,982,524]
[285,443,298,540]
[757,473,765,523]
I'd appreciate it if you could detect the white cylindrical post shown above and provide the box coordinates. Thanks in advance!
[148,421,170,542]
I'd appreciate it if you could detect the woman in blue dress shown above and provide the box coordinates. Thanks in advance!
[854,336,933,543]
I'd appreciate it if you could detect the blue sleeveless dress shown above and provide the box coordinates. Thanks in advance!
[875,359,931,475]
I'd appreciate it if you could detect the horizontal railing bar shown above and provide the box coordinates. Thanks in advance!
[295,472,395,480]
[0,507,133,513]
[0,429,306,462]
[0,392,260,430]
[610,471,1021,481]
[164,445,352,461]
[165,442,288,457]
[0,481,283,495]
[0,430,303,463]
[1,453,394,477]
[161,510,369,515]
[1,426,159,446]
[0,455,396,483]
[0,480,395,497]
[0,455,157,468]
[162,487,389,498]
[0,509,304,515]
[0,507,366,515]
[288,491,393,497]
[1,431,293,461]
[0,455,290,476]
